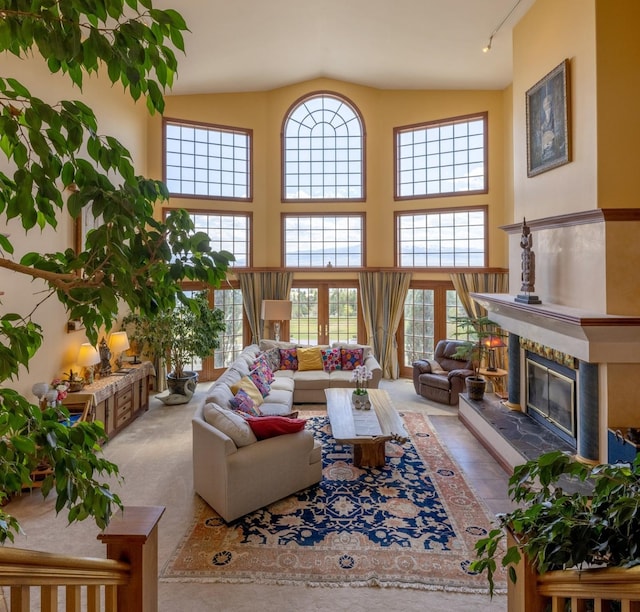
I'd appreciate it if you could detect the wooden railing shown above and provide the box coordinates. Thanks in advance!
[0,505,164,612]
[507,531,640,611]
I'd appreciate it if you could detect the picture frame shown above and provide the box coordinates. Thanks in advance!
[74,207,102,254]
[526,59,571,177]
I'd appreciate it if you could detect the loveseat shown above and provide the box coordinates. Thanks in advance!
[412,339,473,405]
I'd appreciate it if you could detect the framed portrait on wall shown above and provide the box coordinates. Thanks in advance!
[526,59,571,177]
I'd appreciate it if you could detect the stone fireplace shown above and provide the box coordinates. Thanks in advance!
[470,292,640,464]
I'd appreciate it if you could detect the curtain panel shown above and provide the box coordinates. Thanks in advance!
[359,271,411,380]
[237,272,293,344]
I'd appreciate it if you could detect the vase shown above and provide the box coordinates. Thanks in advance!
[465,376,487,401]
[352,390,371,410]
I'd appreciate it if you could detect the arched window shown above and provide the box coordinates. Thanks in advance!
[282,92,365,201]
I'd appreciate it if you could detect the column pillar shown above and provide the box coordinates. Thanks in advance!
[504,332,521,411]
[577,361,599,464]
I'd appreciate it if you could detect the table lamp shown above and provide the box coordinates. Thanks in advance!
[483,335,506,372]
[108,331,130,370]
[261,300,292,342]
[76,343,100,384]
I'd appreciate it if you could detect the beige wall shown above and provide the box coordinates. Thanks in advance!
[0,55,150,398]
[154,77,510,280]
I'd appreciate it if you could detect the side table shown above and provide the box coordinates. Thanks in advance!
[479,367,508,400]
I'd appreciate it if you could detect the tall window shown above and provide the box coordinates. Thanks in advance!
[164,118,252,200]
[400,284,466,376]
[186,211,251,268]
[395,112,487,199]
[283,214,364,268]
[213,288,245,370]
[396,207,486,268]
[283,93,365,201]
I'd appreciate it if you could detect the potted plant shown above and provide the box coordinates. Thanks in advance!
[123,290,226,404]
[452,316,502,400]
[470,450,640,597]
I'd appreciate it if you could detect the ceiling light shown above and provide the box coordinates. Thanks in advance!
[482,0,524,53]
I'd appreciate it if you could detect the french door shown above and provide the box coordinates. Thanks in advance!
[290,283,362,346]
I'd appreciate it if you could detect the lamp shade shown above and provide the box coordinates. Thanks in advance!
[483,335,506,349]
[108,331,130,354]
[76,343,100,367]
[261,300,292,321]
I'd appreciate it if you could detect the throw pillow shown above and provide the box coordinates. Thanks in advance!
[249,367,271,398]
[297,347,323,371]
[341,347,364,370]
[279,347,298,370]
[203,403,257,447]
[264,347,281,373]
[321,347,342,372]
[245,416,306,440]
[230,376,265,406]
[252,353,275,383]
[229,388,263,417]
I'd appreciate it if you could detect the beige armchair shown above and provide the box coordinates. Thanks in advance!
[412,339,473,406]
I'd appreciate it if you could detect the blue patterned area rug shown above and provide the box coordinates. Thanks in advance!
[161,413,506,593]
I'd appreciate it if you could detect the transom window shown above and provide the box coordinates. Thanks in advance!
[169,210,251,268]
[283,214,364,268]
[395,112,487,199]
[396,207,486,268]
[164,118,252,200]
[283,93,365,201]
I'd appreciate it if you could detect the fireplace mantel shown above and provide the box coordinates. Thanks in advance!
[471,293,640,364]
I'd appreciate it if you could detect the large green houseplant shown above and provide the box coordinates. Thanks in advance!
[123,291,226,403]
[471,450,640,596]
[0,2,233,541]
[453,316,503,400]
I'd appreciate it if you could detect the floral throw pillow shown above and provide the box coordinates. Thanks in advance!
[279,347,298,370]
[264,347,281,373]
[321,347,342,372]
[341,347,364,370]
[249,367,272,398]
[229,389,262,417]
[253,353,275,383]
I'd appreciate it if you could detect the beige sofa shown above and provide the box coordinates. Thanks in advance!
[192,401,322,522]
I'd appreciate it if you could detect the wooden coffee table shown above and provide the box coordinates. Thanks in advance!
[325,388,407,468]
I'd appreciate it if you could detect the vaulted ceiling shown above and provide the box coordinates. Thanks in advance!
[154,0,535,95]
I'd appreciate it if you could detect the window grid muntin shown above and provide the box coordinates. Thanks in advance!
[283,214,364,269]
[290,288,319,346]
[165,119,251,200]
[395,114,487,199]
[403,289,435,364]
[284,93,364,200]
[446,290,472,341]
[213,288,244,368]
[396,208,486,268]
[328,288,359,344]
[188,211,250,268]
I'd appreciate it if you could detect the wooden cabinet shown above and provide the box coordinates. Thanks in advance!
[64,362,154,440]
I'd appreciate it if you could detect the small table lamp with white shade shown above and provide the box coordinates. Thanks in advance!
[261,300,292,342]
[108,331,130,370]
[76,343,101,384]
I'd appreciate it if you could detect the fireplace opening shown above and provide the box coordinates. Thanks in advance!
[526,352,577,447]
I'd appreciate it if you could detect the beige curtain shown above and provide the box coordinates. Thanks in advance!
[450,272,509,319]
[450,272,509,368]
[238,272,293,344]
[359,271,411,380]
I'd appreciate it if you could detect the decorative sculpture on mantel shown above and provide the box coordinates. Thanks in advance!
[515,218,542,304]
[98,337,112,378]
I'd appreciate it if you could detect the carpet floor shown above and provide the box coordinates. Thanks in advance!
[162,412,506,594]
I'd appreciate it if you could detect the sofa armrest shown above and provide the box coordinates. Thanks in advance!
[412,359,434,375]
[364,353,382,388]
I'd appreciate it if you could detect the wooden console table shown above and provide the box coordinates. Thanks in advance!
[63,362,155,440]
